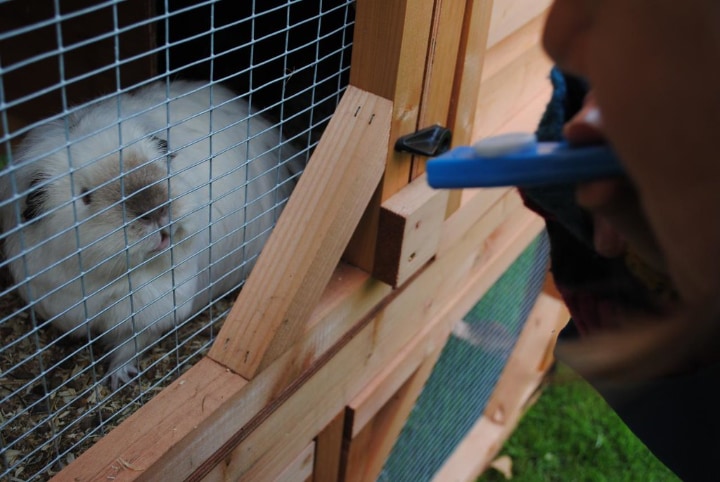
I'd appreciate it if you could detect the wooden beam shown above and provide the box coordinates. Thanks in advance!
[473,12,553,139]
[442,0,496,216]
[409,0,469,179]
[450,0,495,146]
[208,86,392,378]
[486,0,553,48]
[282,443,316,482]
[344,0,436,271]
[342,345,443,482]
[199,443,315,482]
[373,173,449,287]
[313,411,346,482]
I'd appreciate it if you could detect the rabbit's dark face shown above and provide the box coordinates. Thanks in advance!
[16,134,189,276]
[71,144,182,272]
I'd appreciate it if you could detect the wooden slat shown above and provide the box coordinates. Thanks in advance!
[443,0,496,217]
[473,12,553,139]
[409,0,469,179]
[344,0,436,271]
[486,0,552,48]
[343,345,443,482]
[481,11,549,83]
[450,0,495,145]
[236,442,315,482]
[208,86,392,378]
[199,442,315,482]
[432,294,568,481]
[489,86,553,136]
[313,411,346,482]
[373,173,449,287]
[270,442,316,482]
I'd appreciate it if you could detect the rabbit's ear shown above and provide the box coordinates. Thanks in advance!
[22,173,50,222]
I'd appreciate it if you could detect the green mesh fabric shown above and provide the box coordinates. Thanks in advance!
[380,232,550,481]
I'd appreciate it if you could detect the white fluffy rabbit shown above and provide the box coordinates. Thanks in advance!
[1,81,299,389]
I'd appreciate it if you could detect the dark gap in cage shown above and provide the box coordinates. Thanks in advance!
[157,0,354,146]
[0,0,156,131]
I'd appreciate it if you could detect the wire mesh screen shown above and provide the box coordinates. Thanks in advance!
[0,1,354,480]
[381,232,550,481]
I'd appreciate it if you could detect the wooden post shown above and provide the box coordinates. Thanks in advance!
[343,0,437,271]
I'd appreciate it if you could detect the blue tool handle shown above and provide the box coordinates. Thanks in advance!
[426,134,625,189]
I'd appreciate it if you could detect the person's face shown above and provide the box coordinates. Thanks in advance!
[541,0,720,193]
[542,0,720,304]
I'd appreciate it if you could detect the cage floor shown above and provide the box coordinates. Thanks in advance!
[0,281,234,480]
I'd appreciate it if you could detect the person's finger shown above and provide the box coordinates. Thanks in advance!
[578,179,666,272]
[593,215,626,258]
[563,93,605,145]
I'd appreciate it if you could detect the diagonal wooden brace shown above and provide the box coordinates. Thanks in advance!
[208,86,393,379]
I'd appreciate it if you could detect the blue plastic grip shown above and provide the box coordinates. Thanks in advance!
[426,137,625,189]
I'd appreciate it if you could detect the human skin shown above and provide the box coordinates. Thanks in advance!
[544,0,720,306]
[541,0,720,378]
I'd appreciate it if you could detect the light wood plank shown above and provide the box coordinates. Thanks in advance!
[343,345,443,482]
[481,12,549,83]
[489,85,553,136]
[208,86,392,378]
[410,0,469,179]
[214,441,315,482]
[344,0,436,271]
[374,173,449,287]
[444,0,496,217]
[474,41,553,139]
[486,0,552,48]
[313,411,346,482]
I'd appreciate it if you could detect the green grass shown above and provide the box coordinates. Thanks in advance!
[479,364,680,482]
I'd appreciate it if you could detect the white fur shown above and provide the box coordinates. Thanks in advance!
[1,81,298,388]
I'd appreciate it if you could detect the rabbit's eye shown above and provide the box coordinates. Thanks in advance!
[152,136,175,160]
[80,188,92,205]
[22,174,49,222]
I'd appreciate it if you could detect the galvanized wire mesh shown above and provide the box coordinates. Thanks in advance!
[0,1,354,480]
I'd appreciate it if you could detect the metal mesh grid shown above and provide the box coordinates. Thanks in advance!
[0,1,354,480]
[381,232,550,481]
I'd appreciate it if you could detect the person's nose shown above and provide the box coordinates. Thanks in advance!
[542,0,593,77]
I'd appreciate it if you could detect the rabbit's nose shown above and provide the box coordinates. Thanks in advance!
[158,229,171,251]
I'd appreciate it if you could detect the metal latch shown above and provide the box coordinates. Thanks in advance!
[394,124,452,157]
